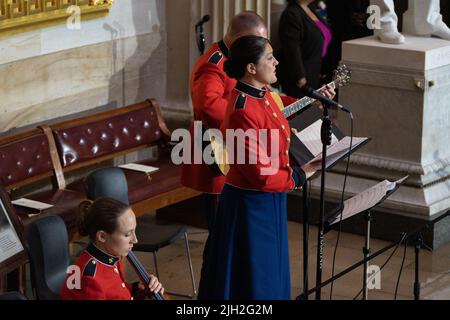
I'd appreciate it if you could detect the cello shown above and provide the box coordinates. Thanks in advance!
[127,250,167,300]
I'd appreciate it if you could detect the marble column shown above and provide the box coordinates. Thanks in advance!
[309,35,450,247]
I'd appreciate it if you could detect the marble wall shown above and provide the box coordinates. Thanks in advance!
[0,0,172,134]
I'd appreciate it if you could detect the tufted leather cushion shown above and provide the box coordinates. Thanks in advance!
[14,189,87,231]
[52,106,163,168]
[0,132,53,188]
[67,157,182,205]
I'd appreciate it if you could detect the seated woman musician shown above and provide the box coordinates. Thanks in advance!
[198,35,335,300]
[61,197,164,300]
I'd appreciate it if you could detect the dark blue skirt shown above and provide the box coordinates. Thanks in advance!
[199,184,291,300]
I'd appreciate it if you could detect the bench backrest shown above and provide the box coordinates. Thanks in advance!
[0,130,56,191]
[50,99,171,172]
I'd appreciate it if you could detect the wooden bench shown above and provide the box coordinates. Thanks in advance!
[1,98,200,235]
[0,128,86,233]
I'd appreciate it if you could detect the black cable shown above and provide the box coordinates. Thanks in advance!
[352,232,407,300]
[394,239,408,300]
[329,113,354,299]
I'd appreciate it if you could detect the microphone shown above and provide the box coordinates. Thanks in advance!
[302,85,352,117]
[195,15,210,28]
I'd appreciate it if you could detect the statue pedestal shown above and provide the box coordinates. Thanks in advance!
[298,36,450,248]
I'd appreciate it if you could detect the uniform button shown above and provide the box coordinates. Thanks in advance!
[91,260,96,265]
[281,125,285,130]
[287,137,291,142]
[131,297,134,300]
[291,128,298,134]
[114,268,119,274]
[287,163,290,167]
[122,283,126,288]
[285,150,289,155]
[265,100,270,106]
[241,93,246,98]
[218,52,222,56]
[272,112,277,118]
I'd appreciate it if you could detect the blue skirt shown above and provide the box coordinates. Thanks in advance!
[199,184,291,300]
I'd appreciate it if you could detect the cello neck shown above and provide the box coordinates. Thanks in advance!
[127,250,165,300]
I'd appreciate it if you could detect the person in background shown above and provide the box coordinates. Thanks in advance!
[277,0,332,98]
[180,11,268,296]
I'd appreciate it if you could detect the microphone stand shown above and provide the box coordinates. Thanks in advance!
[301,182,309,299]
[315,104,333,300]
[196,23,206,55]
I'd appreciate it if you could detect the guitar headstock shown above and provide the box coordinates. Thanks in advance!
[332,64,351,88]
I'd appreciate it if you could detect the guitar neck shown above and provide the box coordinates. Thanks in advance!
[281,81,337,119]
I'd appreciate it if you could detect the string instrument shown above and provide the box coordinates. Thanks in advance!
[207,65,352,175]
[127,250,167,300]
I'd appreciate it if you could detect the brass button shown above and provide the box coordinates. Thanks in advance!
[287,163,290,167]
[281,125,285,130]
[265,100,270,106]
[114,268,119,274]
[218,52,222,56]
[241,93,246,98]
[131,297,134,300]
[272,112,277,118]
[122,283,126,288]
[285,150,289,155]
[91,260,96,265]
[287,137,291,142]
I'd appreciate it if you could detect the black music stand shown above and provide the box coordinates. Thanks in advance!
[324,175,409,300]
[289,106,369,300]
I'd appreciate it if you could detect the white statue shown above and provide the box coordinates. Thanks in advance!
[371,0,450,44]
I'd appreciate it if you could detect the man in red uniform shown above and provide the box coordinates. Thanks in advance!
[181,11,268,228]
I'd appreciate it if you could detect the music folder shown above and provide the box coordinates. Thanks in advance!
[288,106,369,171]
[324,176,409,233]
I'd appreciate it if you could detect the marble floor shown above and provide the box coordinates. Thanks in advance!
[112,215,450,300]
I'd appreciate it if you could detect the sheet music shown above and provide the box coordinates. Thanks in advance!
[119,163,159,174]
[329,176,408,225]
[11,198,53,211]
[296,120,338,157]
[311,136,367,163]
[0,199,24,263]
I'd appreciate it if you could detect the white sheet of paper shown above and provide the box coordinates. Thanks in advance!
[296,120,338,157]
[311,136,367,163]
[119,163,159,174]
[11,198,53,210]
[329,176,408,225]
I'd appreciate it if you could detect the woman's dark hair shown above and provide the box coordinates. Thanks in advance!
[224,35,270,80]
[78,197,131,240]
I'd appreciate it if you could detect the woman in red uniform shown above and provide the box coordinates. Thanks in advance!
[61,198,164,300]
[198,35,334,300]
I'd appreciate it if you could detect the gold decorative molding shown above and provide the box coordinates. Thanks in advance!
[0,0,114,36]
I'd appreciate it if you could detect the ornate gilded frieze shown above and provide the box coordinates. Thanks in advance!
[0,0,114,36]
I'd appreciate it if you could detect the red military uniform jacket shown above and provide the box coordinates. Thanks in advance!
[180,40,236,194]
[61,244,134,300]
[221,81,298,192]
